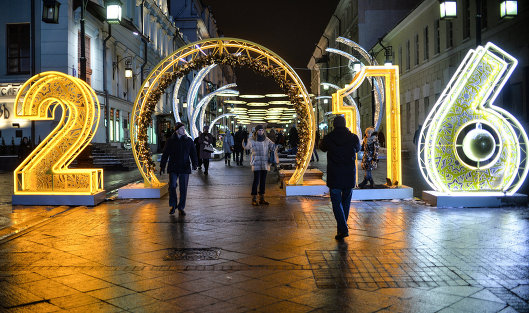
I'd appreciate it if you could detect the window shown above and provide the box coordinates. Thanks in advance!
[406,40,410,71]
[434,20,440,54]
[446,21,453,49]
[415,100,420,129]
[78,32,92,85]
[110,108,114,142]
[415,34,419,66]
[424,26,429,60]
[399,46,403,74]
[463,0,470,39]
[481,0,488,29]
[424,97,430,116]
[115,110,120,142]
[6,24,30,74]
[406,102,411,134]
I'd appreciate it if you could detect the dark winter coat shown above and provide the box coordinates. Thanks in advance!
[320,127,361,189]
[160,133,198,174]
[233,130,245,151]
[198,132,215,159]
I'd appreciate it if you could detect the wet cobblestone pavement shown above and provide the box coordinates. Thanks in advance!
[0,154,528,312]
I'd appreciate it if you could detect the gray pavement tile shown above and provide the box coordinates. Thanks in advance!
[85,285,136,300]
[118,277,168,293]
[165,292,220,310]
[48,293,101,310]
[105,292,158,311]
[470,289,507,304]
[62,301,124,313]
[199,285,249,301]
[226,291,280,309]
[255,300,314,313]
[511,284,529,301]
[447,297,508,313]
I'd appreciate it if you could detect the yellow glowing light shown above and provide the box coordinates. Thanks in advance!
[265,93,288,98]
[418,43,528,195]
[224,100,247,104]
[247,102,269,107]
[239,94,265,99]
[132,38,314,186]
[333,66,402,185]
[13,72,103,195]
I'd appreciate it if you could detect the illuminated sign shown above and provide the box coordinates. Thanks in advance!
[133,38,315,186]
[13,72,103,195]
[417,43,528,195]
[333,66,402,186]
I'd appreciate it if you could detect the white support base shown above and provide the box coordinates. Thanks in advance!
[118,183,168,199]
[422,191,528,208]
[352,186,414,200]
[285,179,327,196]
[12,191,106,206]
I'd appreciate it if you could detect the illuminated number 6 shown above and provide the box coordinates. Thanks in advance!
[14,72,103,195]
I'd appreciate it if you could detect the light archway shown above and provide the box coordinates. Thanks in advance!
[131,38,315,187]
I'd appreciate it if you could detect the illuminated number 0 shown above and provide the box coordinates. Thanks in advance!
[14,72,103,195]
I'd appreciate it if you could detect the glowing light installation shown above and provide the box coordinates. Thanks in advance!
[327,37,385,130]
[192,83,237,138]
[418,43,528,195]
[14,72,103,195]
[132,38,315,187]
[208,113,237,134]
[320,82,361,138]
[186,64,216,127]
[333,66,402,185]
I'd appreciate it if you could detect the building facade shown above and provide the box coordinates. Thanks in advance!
[307,0,421,135]
[370,0,529,151]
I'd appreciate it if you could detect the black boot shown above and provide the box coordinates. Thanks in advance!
[358,178,368,188]
[369,179,374,188]
[252,195,259,206]
[228,159,231,166]
[259,194,269,205]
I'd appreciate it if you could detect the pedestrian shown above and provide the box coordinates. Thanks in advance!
[358,127,379,188]
[160,122,198,215]
[223,129,234,166]
[198,126,215,175]
[245,124,277,206]
[320,115,361,240]
[312,130,320,162]
[18,137,32,161]
[233,126,245,165]
[288,126,299,154]
[267,128,277,143]
[194,131,202,170]
[377,129,386,148]
[413,124,422,146]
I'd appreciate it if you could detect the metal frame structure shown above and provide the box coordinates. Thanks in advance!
[131,38,315,187]
[14,72,103,195]
[192,83,237,138]
[208,113,237,134]
[418,43,528,194]
[333,66,402,186]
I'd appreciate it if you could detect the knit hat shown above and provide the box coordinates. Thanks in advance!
[255,124,264,131]
[175,122,185,131]
[333,115,346,128]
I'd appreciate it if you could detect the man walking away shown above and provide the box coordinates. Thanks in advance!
[320,115,361,240]
[234,126,245,165]
[160,122,198,215]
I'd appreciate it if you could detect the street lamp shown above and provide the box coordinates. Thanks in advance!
[500,1,518,19]
[439,0,457,20]
[124,60,133,78]
[42,0,60,24]
[105,0,122,24]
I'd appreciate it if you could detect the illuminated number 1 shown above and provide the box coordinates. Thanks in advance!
[14,72,103,195]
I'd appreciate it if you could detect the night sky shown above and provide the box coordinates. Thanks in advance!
[200,0,341,94]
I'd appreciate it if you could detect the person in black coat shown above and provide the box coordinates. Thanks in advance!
[160,122,198,215]
[233,126,245,165]
[320,115,361,240]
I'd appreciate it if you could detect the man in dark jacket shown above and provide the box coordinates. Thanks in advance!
[233,126,245,165]
[320,115,361,240]
[160,122,198,215]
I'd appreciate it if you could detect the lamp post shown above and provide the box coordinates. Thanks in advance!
[42,0,60,24]
[439,0,518,46]
[79,0,87,82]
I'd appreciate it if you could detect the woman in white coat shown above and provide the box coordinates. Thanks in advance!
[245,124,277,206]
[222,130,235,166]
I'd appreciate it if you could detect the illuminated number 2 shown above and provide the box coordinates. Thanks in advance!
[14,72,103,195]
